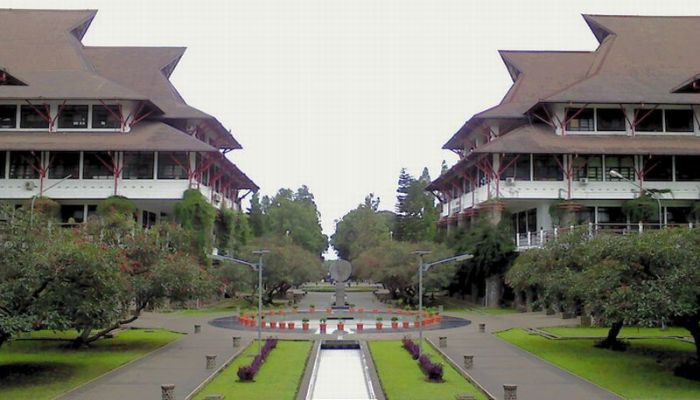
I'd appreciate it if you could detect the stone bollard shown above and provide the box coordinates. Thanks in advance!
[194,324,201,334]
[454,395,475,400]
[439,336,447,348]
[232,336,241,348]
[204,395,224,400]
[504,384,517,400]
[463,354,474,369]
[478,323,486,333]
[206,354,217,369]
[161,384,175,400]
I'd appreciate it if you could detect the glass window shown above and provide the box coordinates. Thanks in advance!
[157,152,188,180]
[532,155,562,181]
[0,105,17,128]
[477,169,487,186]
[643,156,673,181]
[565,108,594,131]
[575,207,595,224]
[597,207,627,224]
[675,156,700,181]
[123,152,154,179]
[20,105,49,129]
[92,105,121,129]
[605,155,635,181]
[83,152,113,179]
[9,151,40,179]
[500,154,531,181]
[635,109,663,132]
[60,205,85,223]
[667,207,691,223]
[86,204,98,220]
[48,152,79,179]
[596,108,626,131]
[142,210,157,228]
[0,151,5,178]
[573,155,603,181]
[665,109,694,132]
[58,105,88,129]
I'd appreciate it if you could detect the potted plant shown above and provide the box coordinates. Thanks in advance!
[337,320,345,331]
[326,307,332,313]
[376,317,383,330]
[402,319,410,329]
[319,318,327,333]
[309,304,316,313]
[391,316,399,329]
[270,320,277,329]
[302,318,310,331]
[292,305,299,313]
[279,321,287,329]
[261,316,267,328]
[413,314,421,328]
[287,321,295,329]
[358,307,365,313]
[356,321,364,331]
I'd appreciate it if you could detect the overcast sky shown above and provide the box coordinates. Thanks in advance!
[7,0,700,245]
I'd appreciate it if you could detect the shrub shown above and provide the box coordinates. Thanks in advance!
[402,337,420,360]
[97,195,136,217]
[237,338,278,381]
[418,354,444,381]
[23,196,60,219]
[622,195,657,222]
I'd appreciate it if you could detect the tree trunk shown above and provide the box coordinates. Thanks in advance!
[596,320,624,349]
[71,326,93,348]
[680,316,700,361]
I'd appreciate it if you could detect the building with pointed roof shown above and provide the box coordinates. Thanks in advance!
[0,9,257,225]
[429,15,700,252]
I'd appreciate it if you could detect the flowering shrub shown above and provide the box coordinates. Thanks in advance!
[402,338,443,381]
[402,337,420,360]
[237,338,278,381]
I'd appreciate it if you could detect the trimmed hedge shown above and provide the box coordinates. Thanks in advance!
[237,338,278,381]
[402,338,443,381]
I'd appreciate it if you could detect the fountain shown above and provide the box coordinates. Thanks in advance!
[306,340,376,400]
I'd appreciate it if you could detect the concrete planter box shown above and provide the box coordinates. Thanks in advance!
[376,322,383,330]
[302,323,310,331]
[287,322,295,329]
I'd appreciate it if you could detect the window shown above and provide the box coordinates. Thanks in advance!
[9,151,40,179]
[675,156,700,181]
[596,109,626,131]
[83,152,113,179]
[500,154,531,181]
[86,204,98,220]
[157,152,188,180]
[58,105,88,129]
[122,152,154,179]
[60,205,85,223]
[597,207,627,224]
[513,209,536,234]
[48,152,79,179]
[0,151,5,178]
[92,105,121,129]
[604,155,635,181]
[20,105,49,129]
[477,169,487,186]
[142,210,157,228]
[0,105,17,128]
[573,155,603,181]
[575,207,595,224]
[643,156,673,181]
[565,108,594,131]
[665,109,694,132]
[532,155,563,181]
[667,207,691,223]
[635,109,663,132]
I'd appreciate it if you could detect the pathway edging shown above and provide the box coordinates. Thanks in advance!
[185,338,251,400]
[425,337,496,400]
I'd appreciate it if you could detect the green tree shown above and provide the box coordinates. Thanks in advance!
[174,189,216,263]
[331,193,392,261]
[394,168,438,242]
[265,187,328,256]
[248,192,268,237]
[217,208,252,255]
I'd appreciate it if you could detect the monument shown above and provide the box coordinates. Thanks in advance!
[328,259,352,309]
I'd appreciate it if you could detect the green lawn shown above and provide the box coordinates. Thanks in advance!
[301,285,378,292]
[0,329,182,400]
[369,340,488,400]
[497,329,700,399]
[542,326,690,338]
[193,340,312,400]
[173,298,287,316]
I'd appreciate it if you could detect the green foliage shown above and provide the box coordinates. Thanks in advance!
[692,201,700,221]
[622,194,658,222]
[217,208,252,254]
[247,192,268,237]
[174,189,216,262]
[353,240,453,304]
[22,196,60,219]
[394,168,439,242]
[331,193,392,260]
[96,195,136,218]
[453,220,515,279]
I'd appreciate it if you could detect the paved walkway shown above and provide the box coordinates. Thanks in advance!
[58,292,621,400]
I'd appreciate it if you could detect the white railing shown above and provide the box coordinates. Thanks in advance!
[515,221,696,250]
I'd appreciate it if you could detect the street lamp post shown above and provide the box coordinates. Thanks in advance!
[609,169,663,229]
[211,249,269,355]
[412,251,474,357]
[30,174,72,224]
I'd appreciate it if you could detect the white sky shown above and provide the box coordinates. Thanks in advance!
[6,0,700,239]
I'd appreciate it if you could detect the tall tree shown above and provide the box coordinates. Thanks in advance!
[265,187,328,256]
[394,167,438,242]
[331,194,392,260]
[247,192,268,237]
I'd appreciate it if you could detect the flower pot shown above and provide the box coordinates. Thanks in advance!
[270,321,277,328]
[337,323,344,331]
[402,321,410,329]
[349,308,356,313]
[279,322,286,329]
[356,323,364,331]
[261,321,267,328]
[391,322,399,329]
[309,307,315,313]
[302,323,310,331]
[358,308,365,313]
[414,321,420,328]
[288,322,295,329]
[269,310,276,315]
[376,322,383,330]
[326,308,332,313]
[372,309,379,314]
[319,323,327,333]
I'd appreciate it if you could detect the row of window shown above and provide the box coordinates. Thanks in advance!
[57,204,161,227]
[565,107,695,133]
[0,151,188,180]
[0,104,121,129]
